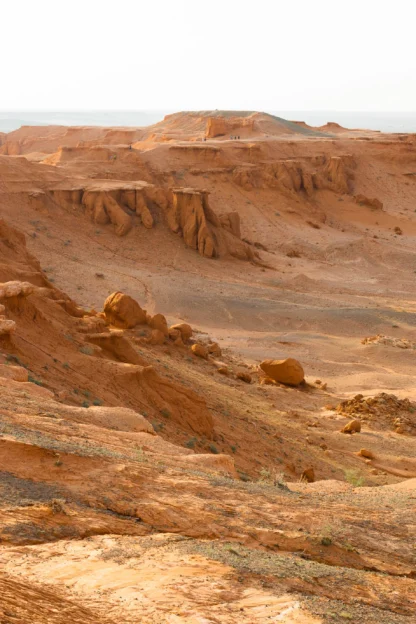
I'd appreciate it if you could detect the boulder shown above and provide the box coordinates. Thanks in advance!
[358,448,374,459]
[236,372,252,383]
[191,343,209,359]
[148,329,166,345]
[0,281,34,299]
[170,323,193,342]
[169,328,181,340]
[341,419,361,434]
[260,358,304,386]
[355,194,383,210]
[148,313,169,336]
[217,367,230,376]
[207,342,222,357]
[103,292,147,329]
[168,328,184,346]
[0,318,16,335]
[301,467,315,483]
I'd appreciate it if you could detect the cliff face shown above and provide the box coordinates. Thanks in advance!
[233,155,354,196]
[205,115,255,138]
[48,182,169,235]
[167,188,257,261]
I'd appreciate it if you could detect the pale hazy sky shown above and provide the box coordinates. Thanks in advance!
[2,0,415,111]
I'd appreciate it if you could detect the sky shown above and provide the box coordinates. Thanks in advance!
[2,0,416,112]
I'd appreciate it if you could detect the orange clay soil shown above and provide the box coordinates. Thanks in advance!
[0,111,415,623]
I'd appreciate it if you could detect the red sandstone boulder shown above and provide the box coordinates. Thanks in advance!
[104,292,147,329]
[260,358,304,386]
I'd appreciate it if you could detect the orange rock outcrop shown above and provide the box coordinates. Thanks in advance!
[167,188,257,260]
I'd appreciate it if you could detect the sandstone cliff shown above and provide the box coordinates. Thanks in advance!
[167,188,257,260]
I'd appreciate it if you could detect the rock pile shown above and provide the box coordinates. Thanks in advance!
[337,393,416,435]
[361,335,416,349]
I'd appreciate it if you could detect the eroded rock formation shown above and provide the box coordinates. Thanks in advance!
[167,188,257,260]
[49,182,169,236]
[233,155,354,196]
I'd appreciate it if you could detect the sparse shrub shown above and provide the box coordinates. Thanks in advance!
[92,398,102,406]
[185,437,197,449]
[209,443,219,454]
[259,467,271,482]
[79,345,94,355]
[50,498,66,514]
[237,470,251,482]
[319,524,335,546]
[258,467,287,488]
[160,408,171,419]
[6,354,26,367]
[28,375,43,386]
[231,445,237,453]
[344,469,365,487]
[62,362,70,369]
[82,401,89,408]
[54,459,63,467]
[136,446,148,463]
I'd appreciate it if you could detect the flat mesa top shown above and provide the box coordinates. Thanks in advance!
[50,180,152,192]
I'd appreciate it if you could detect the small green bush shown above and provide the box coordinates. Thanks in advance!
[344,469,365,487]
[28,375,43,386]
[79,345,94,356]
